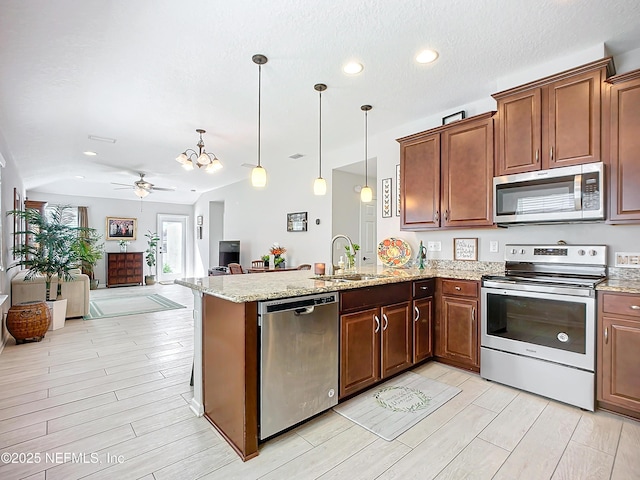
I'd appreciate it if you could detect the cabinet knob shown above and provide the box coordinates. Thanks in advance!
[434,211,440,222]
[444,210,449,221]
[630,305,640,310]
[455,286,461,291]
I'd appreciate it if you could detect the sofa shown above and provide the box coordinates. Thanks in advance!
[11,269,90,318]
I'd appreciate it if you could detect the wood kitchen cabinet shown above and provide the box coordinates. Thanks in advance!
[597,291,640,419]
[397,112,494,230]
[107,252,144,287]
[493,57,614,176]
[339,282,412,398]
[435,278,480,372]
[606,69,640,223]
[413,279,435,363]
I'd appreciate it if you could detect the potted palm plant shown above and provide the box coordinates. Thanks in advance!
[73,229,104,290]
[144,230,160,285]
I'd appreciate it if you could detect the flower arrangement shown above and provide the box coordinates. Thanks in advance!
[269,243,286,256]
[118,239,130,252]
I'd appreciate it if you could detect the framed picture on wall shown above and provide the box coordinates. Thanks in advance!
[453,237,478,261]
[106,217,137,240]
[287,212,307,232]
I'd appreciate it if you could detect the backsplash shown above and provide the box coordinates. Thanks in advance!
[607,267,640,280]
[427,260,504,273]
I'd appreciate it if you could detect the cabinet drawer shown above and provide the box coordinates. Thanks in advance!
[413,279,435,299]
[602,292,640,319]
[441,279,478,298]
[340,282,410,312]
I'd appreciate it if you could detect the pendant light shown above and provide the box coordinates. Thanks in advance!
[313,83,327,195]
[251,54,268,188]
[360,105,373,203]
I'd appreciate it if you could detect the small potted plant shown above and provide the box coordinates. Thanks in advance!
[144,231,160,285]
[270,243,286,268]
[344,243,360,270]
[261,254,270,268]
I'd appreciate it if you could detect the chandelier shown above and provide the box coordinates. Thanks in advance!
[175,129,223,173]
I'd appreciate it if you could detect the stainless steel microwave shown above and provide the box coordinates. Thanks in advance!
[493,162,604,225]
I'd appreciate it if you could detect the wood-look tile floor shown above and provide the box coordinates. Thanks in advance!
[1,283,639,479]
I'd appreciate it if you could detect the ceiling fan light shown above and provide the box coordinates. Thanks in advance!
[197,152,211,166]
[182,160,194,171]
[176,152,188,164]
[360,185,373,203]
[206,159,223,173]
[313,177,327,196]
[251,165,267,187]
[134,187,150,198]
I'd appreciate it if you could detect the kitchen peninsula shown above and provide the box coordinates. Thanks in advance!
[176,262,502,460]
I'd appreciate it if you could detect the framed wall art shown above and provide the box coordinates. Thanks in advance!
[453,237,478,261]
[106,217,137,240]
[396,164,401,216]
[287,212,307,232]
[382,178,392,218]
[442,110,466,125]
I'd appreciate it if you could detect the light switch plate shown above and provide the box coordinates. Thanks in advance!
[428,241,441,252]
[615,252,640,268]
[490,241,499,253]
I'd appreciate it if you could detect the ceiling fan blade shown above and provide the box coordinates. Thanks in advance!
[151,186,176,191]
[241,163,258,169]
[111,182,133,187]
[113,187,133,190]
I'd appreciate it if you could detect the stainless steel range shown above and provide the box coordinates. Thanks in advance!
[481,244,607,411]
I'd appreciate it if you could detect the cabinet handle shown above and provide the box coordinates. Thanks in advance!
[472,307,476,321]
[630,305,640,310]
[414,306,420,322]
[455,286,461,291]
[535,149,539,163]
[434,211,439,222]
[382,314,389,331]
[550,146,554,162]
[444,210,449,221]
[374,315,380,334]
[604,327,608,344]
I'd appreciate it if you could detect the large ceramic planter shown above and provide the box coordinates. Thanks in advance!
[145,275,156,285]
[47,298,67,331]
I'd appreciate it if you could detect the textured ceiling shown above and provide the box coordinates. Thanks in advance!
[1,0,640,204]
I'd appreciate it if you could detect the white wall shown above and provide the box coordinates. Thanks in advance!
[194,44,640,271]
[25,192,194,285]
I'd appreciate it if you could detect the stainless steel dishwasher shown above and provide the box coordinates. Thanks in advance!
[258,292,339,440]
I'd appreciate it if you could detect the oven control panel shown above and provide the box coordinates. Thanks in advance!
[505,244,607,265]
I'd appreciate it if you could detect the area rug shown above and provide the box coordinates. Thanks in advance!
[84,294,186,320]
[333,371,461,441]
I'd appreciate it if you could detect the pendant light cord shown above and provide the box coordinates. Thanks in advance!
[257,63,262,168]
[364,108,368,186]
[318,89,322,177]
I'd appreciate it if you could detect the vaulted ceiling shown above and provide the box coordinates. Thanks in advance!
[2,0,640,204]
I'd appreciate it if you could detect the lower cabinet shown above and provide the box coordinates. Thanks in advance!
[339,280,435,399]
[435,278,480,372]
[107,252,144,287]
[597,291,640,419]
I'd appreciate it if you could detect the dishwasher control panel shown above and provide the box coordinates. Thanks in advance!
[259,292,338,314]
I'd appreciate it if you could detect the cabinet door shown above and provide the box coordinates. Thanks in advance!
[547,70,602,168]
[413,297,433,363]
[495,88,542,176]
[400,133,440,229]
[441,116,494,227]
[437,296,479,369]
[600,316,640,412]
[608,73,640,222]
[340,308,380,398]
[380,302,412,379]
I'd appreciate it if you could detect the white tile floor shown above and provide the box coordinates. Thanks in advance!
[0,283,638,479]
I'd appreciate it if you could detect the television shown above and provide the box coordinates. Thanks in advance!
[219,240,240,267]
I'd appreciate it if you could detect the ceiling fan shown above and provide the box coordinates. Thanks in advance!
[111,173,176,198]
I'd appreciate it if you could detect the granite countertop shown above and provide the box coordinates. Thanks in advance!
[176,262,504,303]
[596,278,640,294]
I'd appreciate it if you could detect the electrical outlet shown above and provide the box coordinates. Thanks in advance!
[427,241,441,252]
[490,241,499,253]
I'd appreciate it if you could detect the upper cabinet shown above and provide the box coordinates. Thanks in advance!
[397,112,495,231]
[606,69,640,223]
[492,57,614,176]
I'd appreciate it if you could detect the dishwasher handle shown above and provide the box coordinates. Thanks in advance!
[294,306,315,316]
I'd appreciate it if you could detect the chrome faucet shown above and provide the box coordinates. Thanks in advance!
[330,234,355,275]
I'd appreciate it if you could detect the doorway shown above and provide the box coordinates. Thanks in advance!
[157,214,187,282]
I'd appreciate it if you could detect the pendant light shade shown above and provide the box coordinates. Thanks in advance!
[251,54,268,188]
[314,83,327,195]
[360,104,373,203]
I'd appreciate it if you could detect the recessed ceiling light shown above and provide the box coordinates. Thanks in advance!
[343,62,364,75]
[83,151,97,156]
[75,175,85,179]
[416,49,439,64]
